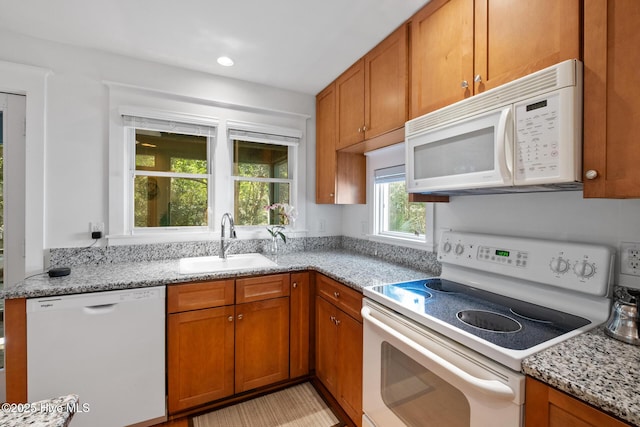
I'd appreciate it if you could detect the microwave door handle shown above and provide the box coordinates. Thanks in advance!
[496,107,513,181]
[362,306,516,400]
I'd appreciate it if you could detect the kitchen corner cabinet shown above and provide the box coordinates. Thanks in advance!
[315,82,366,204]
[525,377,631,426]
[583,0,640,198]
[336,24,408,149]
[167,274,291,414]
[410,0,580,118]
[315,274,363,427]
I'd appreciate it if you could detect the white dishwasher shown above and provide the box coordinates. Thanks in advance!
[27,286,166,427]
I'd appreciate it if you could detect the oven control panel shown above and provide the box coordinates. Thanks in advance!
[438,231,615,297]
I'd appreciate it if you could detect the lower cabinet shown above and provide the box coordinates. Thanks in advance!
[167,274,294,414]
[315,274,363,427]
[525,377,631,426]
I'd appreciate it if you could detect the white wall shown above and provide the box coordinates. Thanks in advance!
[0,29,345,271]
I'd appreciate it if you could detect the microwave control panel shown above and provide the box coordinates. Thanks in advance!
[514,93,560,180]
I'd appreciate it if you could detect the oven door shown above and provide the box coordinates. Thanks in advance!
[362,300,524,427]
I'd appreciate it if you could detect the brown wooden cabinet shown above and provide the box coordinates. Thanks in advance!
[315,82,366,205]
[315,274,363,427]
[167,279,235,413]
[410,0,580,118]
[336,24,408,150]
[167,274,292,414]
[525,377,631,426]
[289,272,311,378]
[583,0,640,198]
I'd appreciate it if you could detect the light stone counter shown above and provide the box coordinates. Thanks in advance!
[1,250,436,299]
[0,394,78,427]
[523,327,640,426]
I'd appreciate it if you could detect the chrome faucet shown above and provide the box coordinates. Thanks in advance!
[220,213,237,259]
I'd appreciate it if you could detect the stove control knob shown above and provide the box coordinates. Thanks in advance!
[550,257,570,274]
[574,260,596,279]
[442,242,452,253]
[455,244,465,255]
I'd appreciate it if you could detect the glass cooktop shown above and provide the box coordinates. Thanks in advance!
[368,278,591,351]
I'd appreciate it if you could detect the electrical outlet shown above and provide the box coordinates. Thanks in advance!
[89,222,105,234]
[620,242,640,276]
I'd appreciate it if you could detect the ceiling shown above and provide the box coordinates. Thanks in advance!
[0,0,430,95]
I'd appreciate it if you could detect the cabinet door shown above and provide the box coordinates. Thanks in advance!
[315,296,338,395]
[474,0,580,93]
[583,0,640,198]
[410,0,474,118]
[235,297,290,393]
[525,377,630,426]
[336,59,365,149]
[337,312,363,427]
[167,306,235,413]
[316,83,337,204]
[364,24,408,140]
[290,272,310,378]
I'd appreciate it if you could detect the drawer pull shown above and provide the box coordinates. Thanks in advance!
[334,291,340,298]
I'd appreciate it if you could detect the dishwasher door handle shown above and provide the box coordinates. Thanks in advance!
[83,303,118,315]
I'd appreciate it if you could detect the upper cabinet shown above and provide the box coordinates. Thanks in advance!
[336,24,409,150]
[583,0,640,198]
[315,82,366,205]
[410,0,581,118]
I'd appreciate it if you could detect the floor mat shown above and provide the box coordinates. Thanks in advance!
[192,382,341,427]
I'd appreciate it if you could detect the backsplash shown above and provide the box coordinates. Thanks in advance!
[48,236,441,274]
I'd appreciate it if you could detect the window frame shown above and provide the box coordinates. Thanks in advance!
[121,111,218,235]
[228,126,299,229]
[367,143,436,251]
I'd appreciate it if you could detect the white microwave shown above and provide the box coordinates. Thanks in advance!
[406,59,583,195]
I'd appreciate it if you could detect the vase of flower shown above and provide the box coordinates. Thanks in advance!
[265,203,297,256]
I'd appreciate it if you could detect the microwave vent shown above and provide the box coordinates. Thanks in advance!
[407,60,578,136]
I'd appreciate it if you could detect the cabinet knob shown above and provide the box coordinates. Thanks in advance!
[228,316,233,322]
[292,282,298,289]
[329,193,334,197]
[585,169,598,180]
[237,314,243,320]
[358,127,362,133]
[363,125,367,131]
[330,315,336,323]
[335,319,341,326]
[334,291,340,298]
[474,74,482,83]
[461,80,469,88]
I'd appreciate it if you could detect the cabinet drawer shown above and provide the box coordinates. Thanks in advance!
[167,280,234,313]
[236,274,290,304]
[316,274,363,321]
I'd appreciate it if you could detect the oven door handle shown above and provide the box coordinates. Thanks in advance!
[362,306,516,400]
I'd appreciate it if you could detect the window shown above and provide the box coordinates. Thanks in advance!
[374,164,426,240]
[124,116,215,231]
[229,129,297,226]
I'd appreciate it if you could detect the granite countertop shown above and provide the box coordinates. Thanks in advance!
[2,250,433,299]
[5,249,639,425]
[0,394,79,427]
[523,327,640,426]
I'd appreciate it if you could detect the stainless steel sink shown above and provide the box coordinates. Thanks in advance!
[179,253,277,274]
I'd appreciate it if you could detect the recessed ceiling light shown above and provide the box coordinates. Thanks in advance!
[217,56,234,67]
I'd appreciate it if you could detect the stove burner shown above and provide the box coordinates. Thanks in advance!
[457,310,522,333]
[424,278,467,293]
[509,305,566,324]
